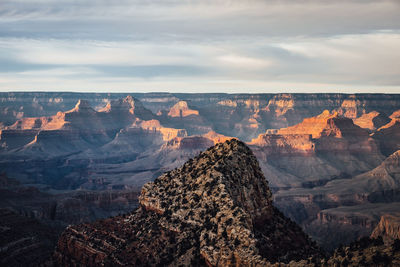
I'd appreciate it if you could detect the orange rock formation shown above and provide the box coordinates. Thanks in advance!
[167,101,199,117]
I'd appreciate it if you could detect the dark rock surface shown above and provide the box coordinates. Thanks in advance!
[54,140,321,266]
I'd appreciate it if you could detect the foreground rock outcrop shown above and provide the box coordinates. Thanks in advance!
[54,139,320,266]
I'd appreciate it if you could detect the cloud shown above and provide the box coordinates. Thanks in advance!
[0,0,399,92]
[274,32,400,85]
[217,54,272,69]
[1,0,399,39]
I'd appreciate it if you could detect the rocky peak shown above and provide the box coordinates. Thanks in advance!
[55,139,320,266]
[141,139,273,219]
[123,95,135,105]
[101,96,146,114]
[168,100,199,117]
[119,95,143,114]
[98,96,154,122]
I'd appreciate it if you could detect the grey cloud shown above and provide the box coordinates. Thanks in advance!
[0,0,399,40]
[0,0,399,92]
[94,65,213,78]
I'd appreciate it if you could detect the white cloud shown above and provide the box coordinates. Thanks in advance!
[217,54,272,69]
[0,38,222,67]
[275,32,400,84]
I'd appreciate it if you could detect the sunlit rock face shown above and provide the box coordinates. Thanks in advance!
[274,110,362,139]
[249,134,315,156]
[353,111,391,131]
[390,110,400,119]
[133,119,187,141]
[249,110,384,189]
[161,100,212,136]
[54,140,320,266]
[0,97,158,156]
[168,100,200,118]
[371,214,400,242]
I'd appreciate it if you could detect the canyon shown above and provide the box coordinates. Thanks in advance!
[1,92,400,265]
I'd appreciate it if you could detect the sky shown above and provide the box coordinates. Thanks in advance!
[0,0,400,93]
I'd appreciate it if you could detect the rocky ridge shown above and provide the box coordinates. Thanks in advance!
[353,111,391,131]
[54,140,320,266]
[371,214,400,242]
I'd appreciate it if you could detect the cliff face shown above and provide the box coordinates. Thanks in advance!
[371,214,400,242]
[54,140,320,266]
[2,92,400,256]
[373,118,400,156]
[275,110,368,139]
[248,110,384,191]
[0,129,39,150]
[250,134,314,155]
[273,149,400,251]
[133,119,187,141]
[161,101,212,135]
[2,97,160,157]
[168,101,200,117]
[0,173,140,225]
[252,110,378,156]
[353,111,391,131]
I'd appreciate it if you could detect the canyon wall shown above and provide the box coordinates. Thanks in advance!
[2,92,400,254]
